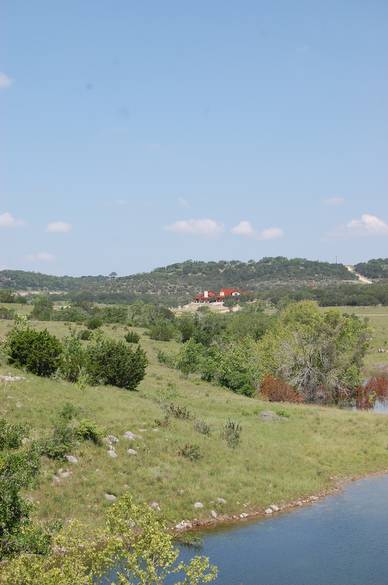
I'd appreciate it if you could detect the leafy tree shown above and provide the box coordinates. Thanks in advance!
[58,335,86,382]
[30,295,53,321]
[5,323,62,377]
[216,338,261,396]
[149,320,176,341]
[1,494,217,584]
[258,301,370,404]
[85,337,147,390]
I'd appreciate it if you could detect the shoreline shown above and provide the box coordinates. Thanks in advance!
[173,468,388,535]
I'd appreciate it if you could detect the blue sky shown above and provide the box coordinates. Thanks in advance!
[1,1,388,275]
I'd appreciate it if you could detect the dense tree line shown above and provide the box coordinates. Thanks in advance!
[355,258,388,279]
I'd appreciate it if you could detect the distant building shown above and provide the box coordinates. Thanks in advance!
[194,288,241,303]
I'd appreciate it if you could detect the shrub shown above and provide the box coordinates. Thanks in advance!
[6,326,62,377]
[178,443,202,461]
[58,335,86,383]
[217,339,261,396]
[156,349,176,368]
[222,420,242,448]
[76,419,103,445]
[165,403,191,420]
[77,328,92,340]
[260,375,303,403]
[175,339,205,376]
[86,316,103,330]
[194,420,211,436]
[40,421,76,460]
[85,337,147,390]
[0,419,26,451]
[148,320,176,341]
[30,295,53,321]
[0,306,15,320]
[124,331,140,344]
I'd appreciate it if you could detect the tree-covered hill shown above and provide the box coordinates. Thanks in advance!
[355,259,388,280]
[0,257,356,304]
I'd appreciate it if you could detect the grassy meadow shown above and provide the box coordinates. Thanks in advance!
[1,305,388,531]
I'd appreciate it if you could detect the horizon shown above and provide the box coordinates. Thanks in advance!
[2,1,388,275]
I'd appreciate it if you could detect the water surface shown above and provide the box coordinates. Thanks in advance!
[177,475,388,585]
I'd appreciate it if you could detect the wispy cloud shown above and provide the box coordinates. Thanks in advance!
[165,218,224,237]
[0,72,13,89]
[46,221,72,233]
[231,220,284,241]
[330,213,388,238]
[26,252,55,263]
[324,197,345,207]
[0,212,25,228]
[177,197,190,209]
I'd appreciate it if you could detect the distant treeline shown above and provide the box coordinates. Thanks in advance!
[355,258,388,279]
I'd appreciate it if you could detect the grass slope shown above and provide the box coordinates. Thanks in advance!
[1,316,388,530]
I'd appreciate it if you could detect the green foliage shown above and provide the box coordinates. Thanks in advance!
[0,306,15,320]
[176,338,206,376]
[0,420,26,451]
[40,420,76,460]
[6,324,62,377]
[216,338,261,396]
[30,295,53,321]
[178,443,202,461]
[157,349,177,368]
[148,320,176,341]
[85,337,148,390]
[58,335,86,382]
[258,301,370,404]
[86,316,103,330]
[1,494,217,584]
[124,330,140,343]
[77,328,92,340]
[222,420,242,448]
[75,419,103,445]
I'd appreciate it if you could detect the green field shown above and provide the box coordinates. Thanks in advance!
[2,307,388,531]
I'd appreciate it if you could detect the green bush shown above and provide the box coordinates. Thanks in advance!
[85,337,147,390]
[194,420,211,436]
[165,403,191,420]
[0,306,15,320]
[76,419,103,445]
[58,335,86,383]
[124,330,140,344]
[148,320,176,341]
[86,316,103,330]
[0,419,26,451]
[30,295,53,321]
[77,328,92,340]
[6,326,62,377]
[40,421,76,460]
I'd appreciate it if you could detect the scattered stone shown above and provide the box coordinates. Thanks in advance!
[260,411,281,421]
[104,493,117,502]
[152,428,159,432]
[149,501,161,511]
[127,448,137,456]
[107,449,117,458]
[52,475,61,485]
[105,435,119,446]
[0,375,25,382]
[311,496,319,501]
[216,497,227,505]
[16,402,22,409]
[58,470,72,479]
[270,504,280,512]
[21,437,30,445]
[123,431,138,441]
[194,502,204,509]
[265,508,273,515]
[210,510,218,519]
[240,513,249,519]
[65,455,78,464]
[138,428,147,432]
[175,520,193,531]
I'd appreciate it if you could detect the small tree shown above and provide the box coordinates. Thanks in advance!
[85,337,147,390]
[30,295,53,321]
[5,323,62,377]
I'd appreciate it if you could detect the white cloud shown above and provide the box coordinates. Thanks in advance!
[258,227,284,241]
[165,218,224,237]
[26,252,55,263]
[330,213,388,238]
[46,221,72,233]
[231,220,284,241]
[324,197,345,206]
[0,212,25,228]
[231,220,256,238]
[0,72,13,89]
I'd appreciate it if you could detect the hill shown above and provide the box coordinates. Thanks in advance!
[0,257,356,305]
[355,259,388,280]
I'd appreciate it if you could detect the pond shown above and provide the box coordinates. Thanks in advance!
[105,474,388,584]
[176,474,388,585]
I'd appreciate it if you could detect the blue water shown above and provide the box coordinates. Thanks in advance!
[176,475,388,585]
